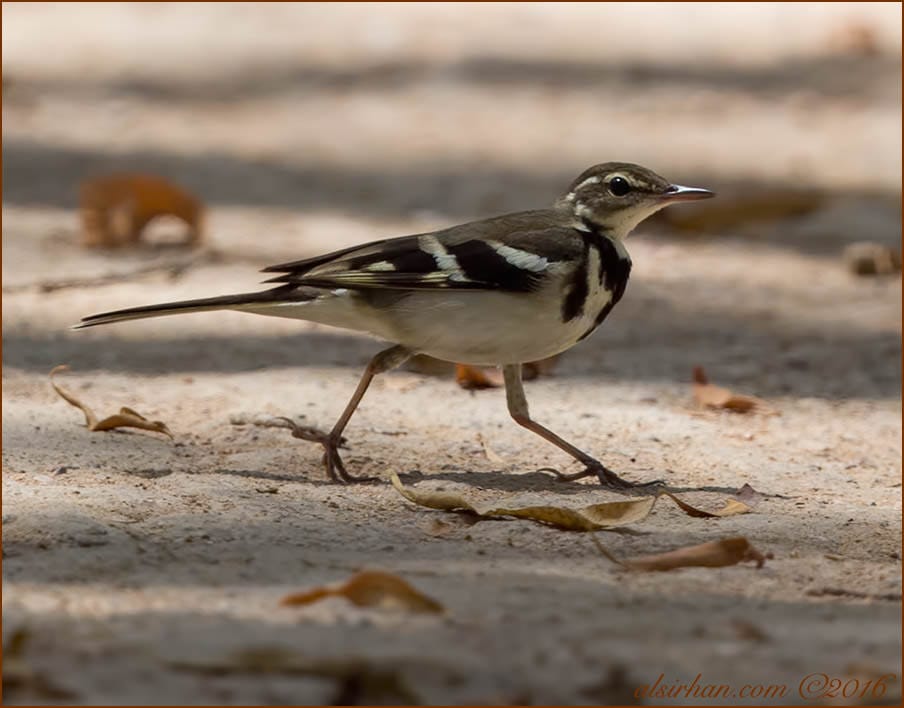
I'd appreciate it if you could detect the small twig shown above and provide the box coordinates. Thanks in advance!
[2,252,212,294]
[229,413,347,447]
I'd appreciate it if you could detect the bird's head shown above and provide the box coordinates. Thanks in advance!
[558,162,714,239]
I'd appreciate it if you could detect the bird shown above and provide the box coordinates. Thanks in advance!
[75,162,714,489]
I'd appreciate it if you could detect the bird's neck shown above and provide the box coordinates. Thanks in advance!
[557,198,665,242]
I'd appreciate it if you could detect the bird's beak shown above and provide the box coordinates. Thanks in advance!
[661,184,715,202]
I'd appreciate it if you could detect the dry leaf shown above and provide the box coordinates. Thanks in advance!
[625,537,769,571]
[843,242,901,276]
[391,474,746,531]
[456,356,561,389]
[392,478,767,576]
[692,366,763,413]
[828,21,881,56]
[713,498,753,516]
[392,472,656,530]
[281,570,444,614]
[79,172,204,248]
[660,491,752,518]
[50,365,172,438]
[455,364,503,389]
[407,355,558,389]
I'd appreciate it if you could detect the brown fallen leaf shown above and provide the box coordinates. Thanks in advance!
[456,356,561,389]
[692,366,764,413]
[50,365,173,438]
[391,474,748,531]
[392,472,657,530]
[625,537,770,571]
[661,491,752,518]
[843,242,901,276]
[828,21,881,57]
[406,355,559,389]
[713,498,753,516]
[455,363,503,389]
[281,570,444,614]
[79,172,204,248]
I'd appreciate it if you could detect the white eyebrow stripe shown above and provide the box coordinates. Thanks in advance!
[573,175,601,191]
[488,241,550,272]
[418,234,468,278]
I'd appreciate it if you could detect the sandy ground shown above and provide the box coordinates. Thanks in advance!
[2,3,902,705]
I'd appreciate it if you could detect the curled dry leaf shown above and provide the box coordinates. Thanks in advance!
[455,356,561,390]
[713,498,753,516]
[455,363,503,390]
[391,474,749,531]
[692,366,764,413]
[281,570,444,614]
[406,355,558,389]
[392,472,655,530]
[624,537,770,572]
[50,365,172,438]
[661,491,752,518]
[79,172,204,248]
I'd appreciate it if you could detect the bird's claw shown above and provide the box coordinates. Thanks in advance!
[277,417,374,484]
[542,462,663,494]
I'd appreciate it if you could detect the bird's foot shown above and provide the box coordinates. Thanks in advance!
[276,417,377,484]
[544,461,663,493]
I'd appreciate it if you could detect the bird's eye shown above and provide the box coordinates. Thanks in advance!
[607,176,631,197]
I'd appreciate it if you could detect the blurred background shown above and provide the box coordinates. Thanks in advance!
[3,2,901,211]
[3,5,902,705]
[2,2,901,393]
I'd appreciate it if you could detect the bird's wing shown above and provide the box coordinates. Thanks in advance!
[262,212,584,293]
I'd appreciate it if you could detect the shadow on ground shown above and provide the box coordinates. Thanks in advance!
[3,282,900,399]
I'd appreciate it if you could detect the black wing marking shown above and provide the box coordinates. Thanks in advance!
[261,211,584,294]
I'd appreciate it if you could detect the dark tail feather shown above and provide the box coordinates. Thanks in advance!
[74,288,298,329]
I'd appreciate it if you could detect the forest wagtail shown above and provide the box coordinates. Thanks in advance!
[76,162,714,489]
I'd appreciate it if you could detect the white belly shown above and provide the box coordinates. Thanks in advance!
[234,252,620,365]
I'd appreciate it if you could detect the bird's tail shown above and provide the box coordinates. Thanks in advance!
[74,289,297,329]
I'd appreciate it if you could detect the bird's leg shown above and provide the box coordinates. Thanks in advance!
[502,364,660,492]
[284,345,411,483]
